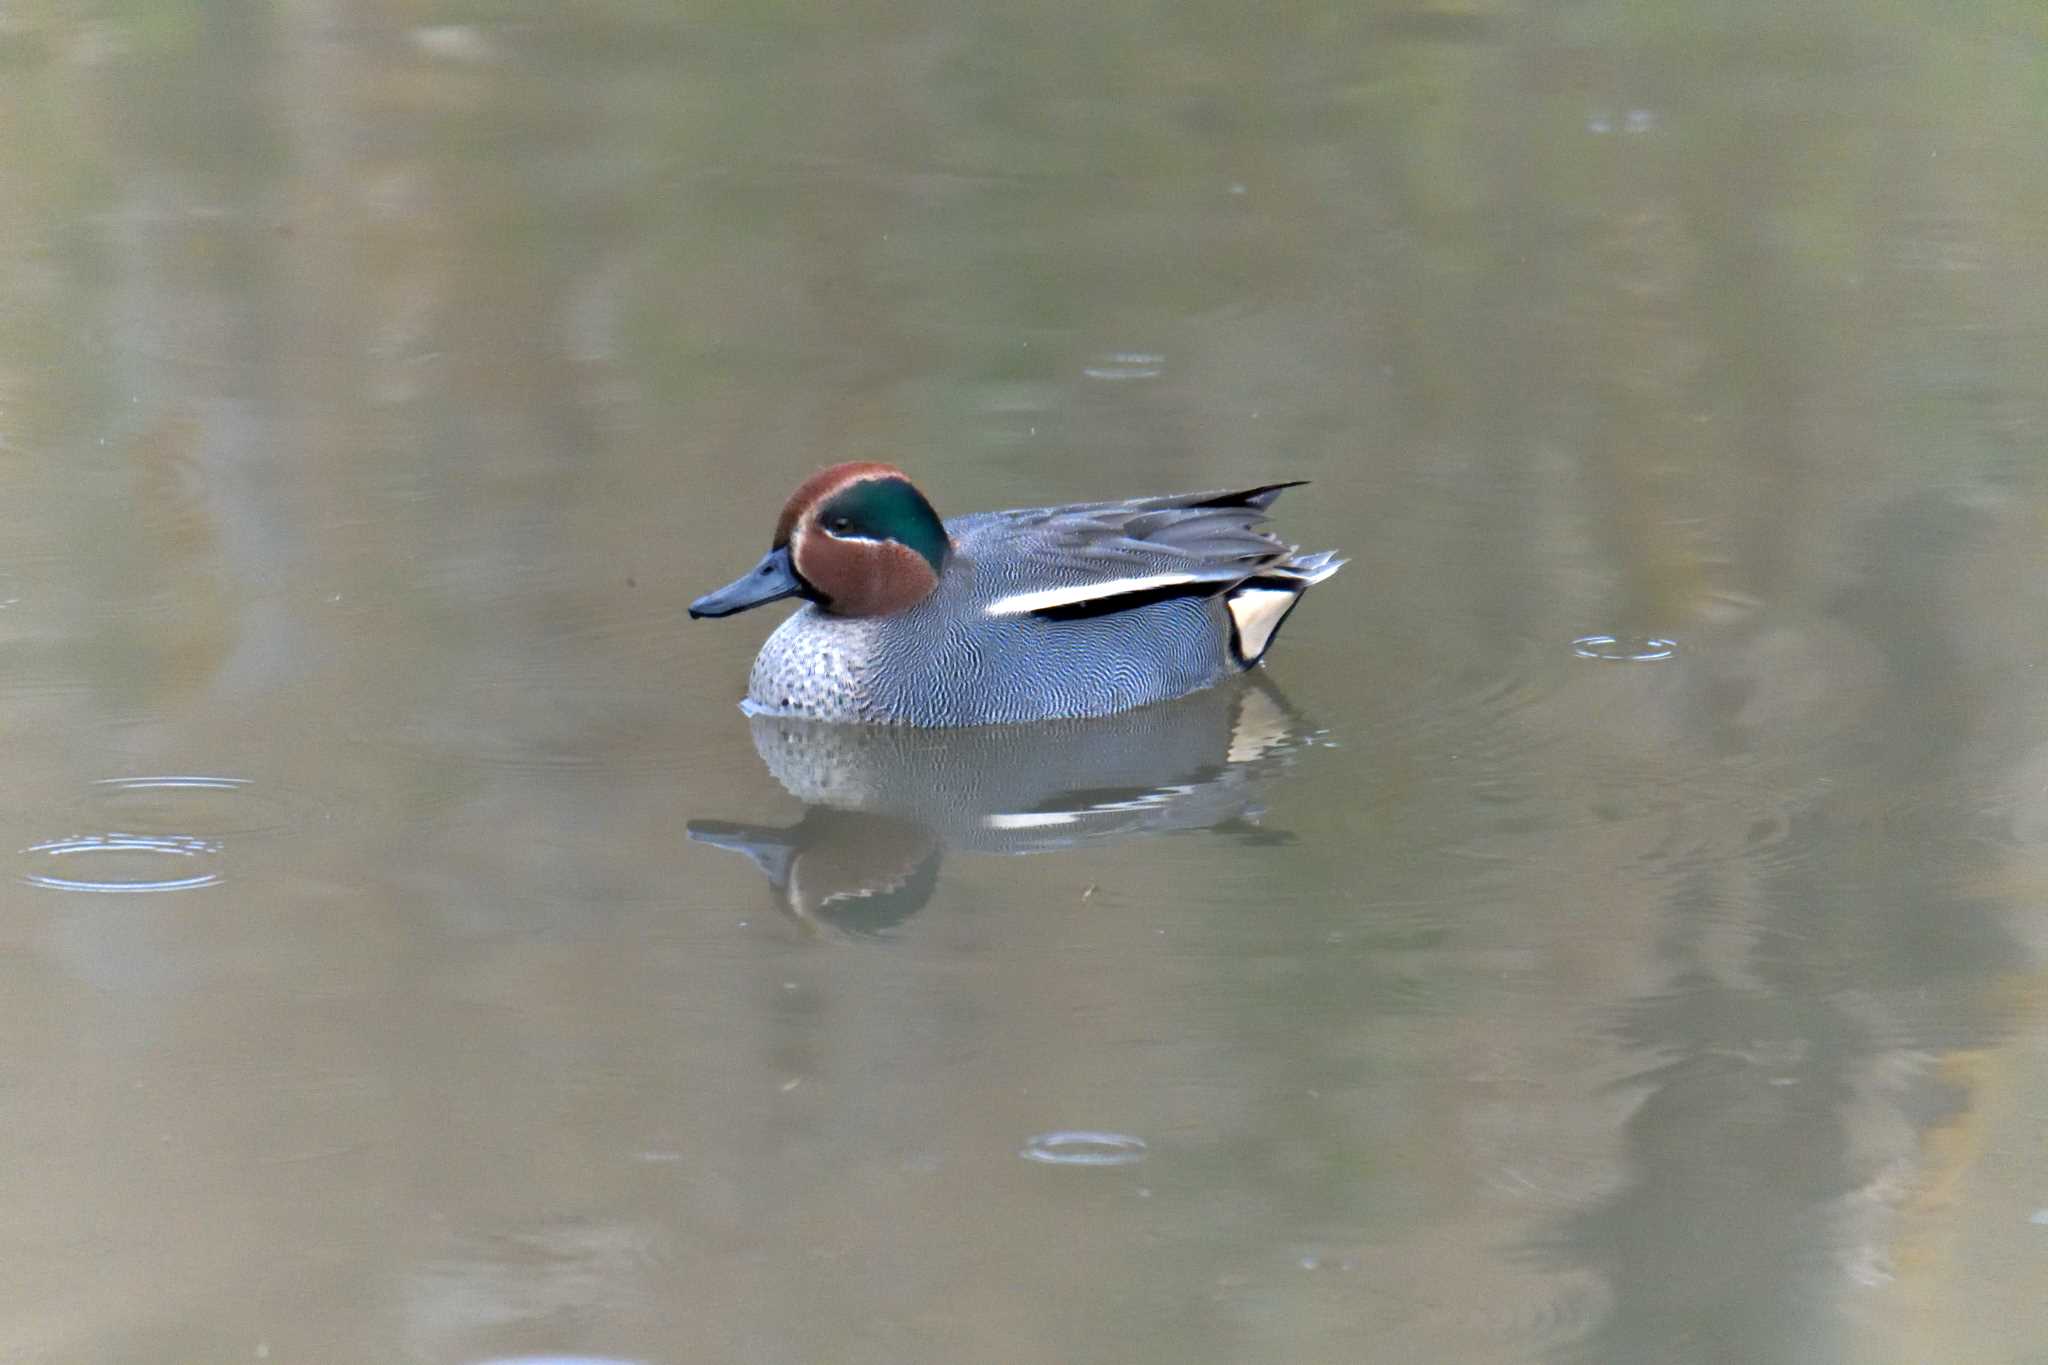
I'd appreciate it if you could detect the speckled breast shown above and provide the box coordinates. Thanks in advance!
[745,608,883,723]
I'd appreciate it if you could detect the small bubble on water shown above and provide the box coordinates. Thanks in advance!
[2030,1207,2048,1226]
[1570,634,1677,662]
[1020,1130,1148,1167]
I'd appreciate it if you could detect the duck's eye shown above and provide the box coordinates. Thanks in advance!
[828,516,852,534]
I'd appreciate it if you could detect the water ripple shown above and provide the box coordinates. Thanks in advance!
[1020,1130,1149,1167]
[1082,352,1164,381]
[1569,634,1678,662]
[80,773,319,837]
[22,832,223,893]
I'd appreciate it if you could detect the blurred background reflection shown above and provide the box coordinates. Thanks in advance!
[1,2,2045,1362]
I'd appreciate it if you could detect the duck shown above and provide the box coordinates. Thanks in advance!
[689,462,1343,725]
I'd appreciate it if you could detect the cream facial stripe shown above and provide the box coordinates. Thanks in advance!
[982,573,1207,617]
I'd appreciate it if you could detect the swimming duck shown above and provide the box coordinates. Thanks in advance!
[690,462,1343,725]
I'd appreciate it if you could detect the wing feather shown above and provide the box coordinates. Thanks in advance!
[972,483,1322,619]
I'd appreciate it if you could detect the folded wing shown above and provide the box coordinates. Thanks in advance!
[978,483,1340,633]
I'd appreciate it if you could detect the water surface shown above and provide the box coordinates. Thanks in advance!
[3,3,2047,1362]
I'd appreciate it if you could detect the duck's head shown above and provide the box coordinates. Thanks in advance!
[689,462,951,620]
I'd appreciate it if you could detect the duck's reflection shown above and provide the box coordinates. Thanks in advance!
[689,679,1326,934]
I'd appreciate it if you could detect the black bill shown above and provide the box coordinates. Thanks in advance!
[689,546,806,619]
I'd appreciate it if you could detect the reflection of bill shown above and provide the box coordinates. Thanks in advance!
[689,677,1327,936]
[690,809,941,937]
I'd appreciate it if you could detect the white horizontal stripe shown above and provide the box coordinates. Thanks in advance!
[983,811,1082,829]
[983,572,1206,617]
[982,785,1198,829]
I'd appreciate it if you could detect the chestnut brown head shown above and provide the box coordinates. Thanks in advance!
[690,463,949,620]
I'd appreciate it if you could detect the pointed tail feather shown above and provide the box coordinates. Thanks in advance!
[1258,548,1346,586]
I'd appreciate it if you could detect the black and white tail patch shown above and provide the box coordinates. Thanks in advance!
[1226,550,1344,665]
[1227,585,1302,664]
